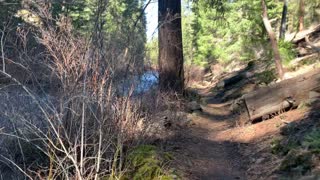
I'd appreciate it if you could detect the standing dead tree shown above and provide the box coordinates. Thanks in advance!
[261,0,284,80]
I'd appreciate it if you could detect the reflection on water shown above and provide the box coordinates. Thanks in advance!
[136,71,159,93]
[118,71,159,95]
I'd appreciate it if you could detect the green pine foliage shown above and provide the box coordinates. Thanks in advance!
[183,0,320,67]
[189,0,283,66]
[146,38,158,66]
[182,1,195,65]
[300,0,320,28]
[278,40,297,65]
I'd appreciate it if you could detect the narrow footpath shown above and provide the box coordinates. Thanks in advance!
[169,93,247,180]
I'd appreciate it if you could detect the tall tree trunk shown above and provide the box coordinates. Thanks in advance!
[261,0,284,80]
[279,0,288,39]
[298,0,305,32]
[158,0,184,92]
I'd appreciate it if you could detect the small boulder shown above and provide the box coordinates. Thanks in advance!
[187,101,202,112]
[210,64,224,77]
[217,81,225,88]
[176,112,193,126]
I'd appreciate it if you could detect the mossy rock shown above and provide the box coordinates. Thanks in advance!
[124,145,176,180]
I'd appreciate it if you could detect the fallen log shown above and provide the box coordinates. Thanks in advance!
[217,67,254,89]
[290,53,319,67]
[238,69,320,124]
[305,35,320,52]
[286,24,320,43]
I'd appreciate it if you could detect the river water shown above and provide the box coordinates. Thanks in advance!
[118,71,159,95]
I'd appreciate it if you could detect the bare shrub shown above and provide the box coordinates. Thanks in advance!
[0,5,149,180]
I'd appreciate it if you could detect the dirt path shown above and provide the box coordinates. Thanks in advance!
[168,91,317,180]
[170,95,247,180]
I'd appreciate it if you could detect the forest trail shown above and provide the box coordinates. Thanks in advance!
[171,91,247,180]
[170,71,319,179]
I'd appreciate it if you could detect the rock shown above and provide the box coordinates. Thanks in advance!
[309,91,320,103]
[186,113,194,120]
[177,113,193,127]
[210,64,224,77]
[176,111,187,117]
[192,110,202,116]
[200,97,209,105]
[187,101,202,112]
[230,98,244,112]
[176,111,190,123]
[217,81,225,88]
[255,158,265,164]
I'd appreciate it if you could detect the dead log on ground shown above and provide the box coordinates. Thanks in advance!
[290,53,319,67]
[217,67,254,89]
[237,69,320,125]
[305,35,320,52]
[286,24,320,43]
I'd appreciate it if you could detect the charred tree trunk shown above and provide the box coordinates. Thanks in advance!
[261,0,284,80]
[158,0,184,92]
[279,0,288,39]
[298,0,305,32]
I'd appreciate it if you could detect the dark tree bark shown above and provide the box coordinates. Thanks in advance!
[158,0,184,92]
[261,0,284,80]
[279,0,288,39]
[298,0,305,32]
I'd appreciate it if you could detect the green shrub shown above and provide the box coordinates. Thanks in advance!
[271,137,299,156]
[302,129,320,153]
[279,149,313,175]
[278,40,297,66]
[256,70,277,85]
[125,145,176,180]
[276,128,320,176]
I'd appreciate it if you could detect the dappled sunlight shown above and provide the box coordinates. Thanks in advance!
[214,109,306,143]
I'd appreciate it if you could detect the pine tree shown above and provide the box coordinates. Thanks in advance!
[158,0,184,92]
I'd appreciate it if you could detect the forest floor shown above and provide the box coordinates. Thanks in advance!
[164,63,320,180]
